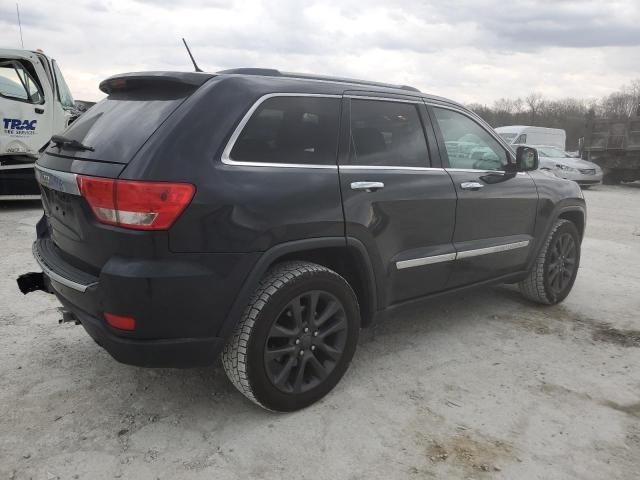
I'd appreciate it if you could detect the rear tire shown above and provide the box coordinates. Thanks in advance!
[519,219,581,305]
[222,261,360,412]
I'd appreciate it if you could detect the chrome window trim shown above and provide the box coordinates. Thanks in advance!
[32,243,97,293]
[395,240,530,270]
[446,168,527,176]
[340,165,445,172]
[221,93,341,169]
[34,164,80,195]
[396,252,456,270]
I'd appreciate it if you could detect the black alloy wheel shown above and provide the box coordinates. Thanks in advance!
[264,290,348,394]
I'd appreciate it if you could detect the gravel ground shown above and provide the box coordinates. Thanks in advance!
[1,184,639,480]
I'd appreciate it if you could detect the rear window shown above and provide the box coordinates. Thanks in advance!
[230,96,341,165]
[49,88,190,164]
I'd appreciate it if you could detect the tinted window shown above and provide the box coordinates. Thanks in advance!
[230,96,340,165]
[348,99,429,167]
[49,87,190,164]
[433,107,508,171]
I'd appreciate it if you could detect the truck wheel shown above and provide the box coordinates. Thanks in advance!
[222,261,360,412]
[518,219,581,305]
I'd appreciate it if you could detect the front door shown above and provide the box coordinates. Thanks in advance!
[428,104,539,287]
[339,95,458,307]
[0,59,50,157]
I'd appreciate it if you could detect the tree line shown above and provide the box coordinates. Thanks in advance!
[467,80,640,150]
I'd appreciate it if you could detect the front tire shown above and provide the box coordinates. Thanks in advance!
[222,261,360,412]
[519,219,581,305]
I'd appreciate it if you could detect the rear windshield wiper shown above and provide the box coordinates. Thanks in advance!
[50,135,95,152]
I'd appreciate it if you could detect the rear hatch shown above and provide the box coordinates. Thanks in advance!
[36,71,213,273]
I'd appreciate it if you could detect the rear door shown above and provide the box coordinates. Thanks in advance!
[338,94,457,307]
[428,104,539,287]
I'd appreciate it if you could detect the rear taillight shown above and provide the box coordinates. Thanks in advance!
[77,176,195,230]
[104,312,136,331]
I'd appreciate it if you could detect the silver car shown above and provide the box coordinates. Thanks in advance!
[534,145,603,188]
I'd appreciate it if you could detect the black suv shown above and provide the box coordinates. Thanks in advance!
[18,69,586,411]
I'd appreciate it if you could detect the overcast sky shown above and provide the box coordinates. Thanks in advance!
[1,0,639,104]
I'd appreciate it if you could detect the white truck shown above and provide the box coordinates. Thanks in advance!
[495,125,567,150]
[1,48,79,199]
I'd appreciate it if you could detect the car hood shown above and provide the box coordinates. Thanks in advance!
[539,156,601,170]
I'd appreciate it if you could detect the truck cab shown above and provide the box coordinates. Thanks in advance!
[0,48,77,199]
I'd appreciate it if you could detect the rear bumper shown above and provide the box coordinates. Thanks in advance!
[23,234,259,368]
[66,299,224,368]
[0,163,40,198]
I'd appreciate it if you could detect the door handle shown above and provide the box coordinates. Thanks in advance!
[460,181,484,191]
[35,108,44,114]
[350,181,385,192]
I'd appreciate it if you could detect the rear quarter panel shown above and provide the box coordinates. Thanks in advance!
[121,76,345,253]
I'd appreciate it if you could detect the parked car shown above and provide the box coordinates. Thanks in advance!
[496,125,566,150]
[534,144,603,188]
[18,69,586,411]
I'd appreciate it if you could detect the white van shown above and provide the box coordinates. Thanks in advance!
[495,125,566,150]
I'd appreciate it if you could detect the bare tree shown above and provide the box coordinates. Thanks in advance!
[525,93,544,124]
[465,78,640,150]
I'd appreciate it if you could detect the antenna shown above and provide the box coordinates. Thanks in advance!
[16,3,24,48]
[182,38,203,73]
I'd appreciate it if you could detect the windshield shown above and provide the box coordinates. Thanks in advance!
[52,60,75,108]
[537,146,570,158]
[498,132,517,142]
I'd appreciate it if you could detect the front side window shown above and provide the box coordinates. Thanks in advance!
[0,61,43,104]
[433,107,508,171]
[230,96,341,165]
[52,60,75,109]
[348,99,429,167]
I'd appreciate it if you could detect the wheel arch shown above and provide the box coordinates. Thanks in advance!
[527,201,586,272]
[557,208,585,239]
[218,237,378,340]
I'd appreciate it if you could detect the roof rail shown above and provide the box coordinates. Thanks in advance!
[216,68,421,93]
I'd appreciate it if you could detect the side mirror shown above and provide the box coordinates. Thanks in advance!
[515,146,539,171]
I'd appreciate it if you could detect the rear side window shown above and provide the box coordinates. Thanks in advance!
[230,96,341,165]
[348,99,429,168]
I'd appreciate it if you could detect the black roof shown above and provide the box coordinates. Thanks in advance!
[216,68,421,93]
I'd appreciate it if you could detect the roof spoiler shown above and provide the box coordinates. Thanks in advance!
[99,71,213,94]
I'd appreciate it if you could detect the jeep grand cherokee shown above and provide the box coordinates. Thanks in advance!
[18,69,586,411]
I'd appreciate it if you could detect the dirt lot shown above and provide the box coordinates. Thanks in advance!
[1,184,639,480]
